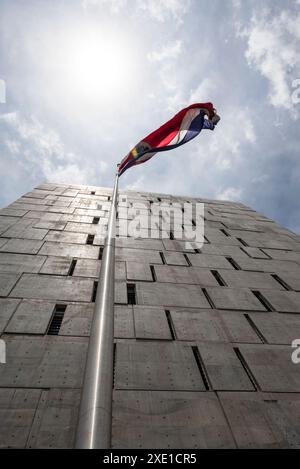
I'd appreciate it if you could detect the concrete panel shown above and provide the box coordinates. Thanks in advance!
[0,335,88,388]
[0,208,28,217]
[241,247,270,259]
[59,303,94,336]
[219,392,300,448]
[0,298,21,333]
[115,281,127,304]
[34,220,66,231]
[27,388,81,448]
[275,271,300,291]
[154,265,220,286]
[5,300,55,334]
[259,290,300,313]
[232,257,300,273]
[126,262,152,281]
[0,253,46,274]
[39,256,72,275]
[115,342,206,390]
[64,222,107,236]
[73,258,100,278]
[205,287,267,311]
[0,238,44,254]
[0,388,41,449]
[205,228,240,246]
[112,390,235,449]
[197,342,254,391]
[187,254,234,269]
[0,216,19,235]
[219,311,262,344]
[238,344,300,392]
[114,305,135,338]
[44,231,88,244]
[39,242,99,259]
[249,312,300,344]
[116,238,164,251]
[218,270,284,290]
[10,274,94,302]
[116,261,126,281]
[133,306,172,340]
[171,309,228,342]
[136,282,211,308]
[116,247,162,264]
[164,251,189,266]
[0,273,20,296]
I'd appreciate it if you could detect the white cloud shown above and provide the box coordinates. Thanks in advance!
[147,40,183,62]
[137,0,190,23]
[81,0,127,13]
[216,187,243,201]
[239,9,300,115]
[0,112,92,184]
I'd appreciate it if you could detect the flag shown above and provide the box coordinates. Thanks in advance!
[118,102,220,176]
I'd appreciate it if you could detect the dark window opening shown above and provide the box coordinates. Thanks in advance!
[237,237,248,247]
[98,246,104,260]
[244,314,267,343]
[191,346,210,390]
[271,274,292,291]
[211,270,227,286]
[159,252,166,264]
[86,234,95,245]
[202,288,215,308]
[252,290,274,311]
[220,228,230,237]
[92,217,100,225]
[169,231,174,240]
[47,304,66,335]
[184,254,192,266]
[92,281,98,302]
[165,310,176,340]
[150,265,156,282]
[226,257,241,270]
[127,283,136,304]
[68,259,77,276]
[233,347,260,391]
[91,191,95,195]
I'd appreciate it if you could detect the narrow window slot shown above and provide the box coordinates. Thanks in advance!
[271,274,292,291]
[47,304,66,335]
[191,346,211,391]
[157,197,161,202]
[211,270,227,286]
[150,265,156,282]
[194,248,201,254]
[159,252,166,264]
[92,216,100,225]
[169,231,174,240]
[237,237,248,247]
[202,288,215,308]
[91,191,95,195]
[252,290,274,311]
[86,234,95,245]
[220,228,230,237]
[226,257,241,270]
[98,246,104,260]
[244,314,267,343]
[92,281,98,302]
[165,310,176,340]
[68,259,77,276]
[181,207,185,213]
[204,235,210,244]
[107,196,111,201]
[184,254,192,266]
[233,347,260,391]
[127,283,136,305]
[240,247,251,258]
[192,219,196,227]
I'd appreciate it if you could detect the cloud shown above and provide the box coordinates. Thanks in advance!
[216,186,243,201]
[137,0,191,23]
[81,0,127,13]
[0,112,92,185]
[147,40,183,62]
[239,8,300,115]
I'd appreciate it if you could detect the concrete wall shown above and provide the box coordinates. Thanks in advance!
[0,182,300,448]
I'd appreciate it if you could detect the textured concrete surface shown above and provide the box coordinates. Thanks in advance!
[0,182,300,448]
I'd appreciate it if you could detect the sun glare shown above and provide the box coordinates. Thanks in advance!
[62,28,135,103]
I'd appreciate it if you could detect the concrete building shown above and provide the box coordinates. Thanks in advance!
[0,182,300,448]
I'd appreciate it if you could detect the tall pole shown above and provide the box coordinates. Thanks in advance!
[75,169,119,449]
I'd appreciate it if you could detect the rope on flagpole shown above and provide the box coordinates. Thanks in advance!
[75,168,119,449]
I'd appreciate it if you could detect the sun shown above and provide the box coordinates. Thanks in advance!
[62,27,135,103]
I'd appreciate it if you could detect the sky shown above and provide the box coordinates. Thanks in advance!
[0,0,300,233]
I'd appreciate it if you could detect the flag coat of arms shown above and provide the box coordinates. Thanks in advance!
[118,102,220,176]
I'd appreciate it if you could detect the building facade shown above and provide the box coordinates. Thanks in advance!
[0,182,300,448]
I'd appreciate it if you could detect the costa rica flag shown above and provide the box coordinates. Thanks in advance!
[118,102,220,176]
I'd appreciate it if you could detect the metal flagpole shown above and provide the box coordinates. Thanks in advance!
[75,168,119,449]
